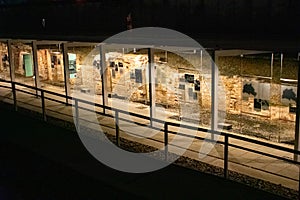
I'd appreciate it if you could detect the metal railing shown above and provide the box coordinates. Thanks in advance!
[1,79,300,197]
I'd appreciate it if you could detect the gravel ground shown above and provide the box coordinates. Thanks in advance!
[169,107,295,144]
[112,135,299,200]
[78,124,299,200]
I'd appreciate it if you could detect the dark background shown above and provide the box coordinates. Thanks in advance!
[0,0,299,46]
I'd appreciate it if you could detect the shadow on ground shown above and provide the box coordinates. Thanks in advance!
[0,107,290,200]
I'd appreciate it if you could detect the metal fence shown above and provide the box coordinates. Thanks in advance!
[1,79,300,197]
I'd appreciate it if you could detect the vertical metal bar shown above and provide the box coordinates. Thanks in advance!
[7,40,15,83]
[211,50,218,140]
[32,41,40,97]
[165,50,168,62]
[280,53,283,78]
[62,43,70,105]
[298,166,300,200]
[164,122,168,161]
[115,110,120,146]
[41,90,46,121]
[148,48,156,127]
[270,53,274,78]
[295,58,300,161]
[200,50,203,72]
[224,134,229,179]
[100,44,108,114]
[12,82,17,111]
[75,99,79,132]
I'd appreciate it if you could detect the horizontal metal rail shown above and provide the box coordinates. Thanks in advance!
[2,80,300,158]
[1,79,300,195]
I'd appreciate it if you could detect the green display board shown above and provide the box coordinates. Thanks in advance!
[23,54,33,77]
[68,53,77,77]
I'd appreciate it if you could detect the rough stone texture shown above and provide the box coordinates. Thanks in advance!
[37,49,51,81]
[11,43,32,76]
[72,50,298,142]
[10,45,296,143]
[38,49,65,83]
[72,49,298,125]
[221,75,242,113]
[270,83,282,106]
[0,43,8,71]
[68,46,93,66]
[281,58,298,81]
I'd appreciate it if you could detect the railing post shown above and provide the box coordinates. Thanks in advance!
[211,50,218,141]
[12,82,17,112]
[148,48,156,127]
[75,99,79,132]
[7,40,15,84]
[100,45,108,115]
[294,58,300,161]
[224,134,229,179]
[62,43,70,105]
[32,41,41,97]
[41,90,46,121]
[115,110,120,147]
[164,122,169,161]
[298,166,300,200]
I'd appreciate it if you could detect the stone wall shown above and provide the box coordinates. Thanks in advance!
[68,46,93,66]
[0,43,8,72]
[11,43,32,76]
[37,49,65,83]
[37,49,51,81]
[218,55,298,82]
[71,48,299,123]
[221,75,242,113]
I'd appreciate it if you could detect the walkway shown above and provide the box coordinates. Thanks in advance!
[0,83,299,196]
[0,109,289,200]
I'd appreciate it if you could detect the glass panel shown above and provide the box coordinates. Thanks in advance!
[241,53,272,78]
[12,42,35,87]
[79,45,213,131]
[154,50,183,123]
[173,49,212,129]
[72,45,104,115]
[103,45,149,111]
[278,53,298,144]
[218,50,297,145]
[67,45,96,97]
[37,45,65,95]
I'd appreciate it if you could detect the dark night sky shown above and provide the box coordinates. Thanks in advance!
[0,0,299,51]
